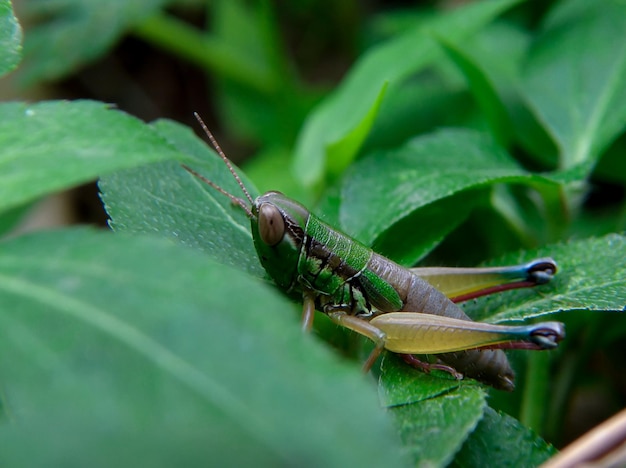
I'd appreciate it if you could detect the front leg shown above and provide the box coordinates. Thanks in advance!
[299,290,382,364]
[301,290,316,332]
[326,311,386,372]
[300,292,390,372]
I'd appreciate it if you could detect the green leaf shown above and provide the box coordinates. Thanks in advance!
[100,118,265,278]
[437,37,514,147]
[520,0,626,169]
[464,234,626,323]
[293,81,386,188]
[0,228,406,467]
[293,0,521,187]
[17,0,170,85]
[390,385,486,467]
[378,354,467,407]
[364,77,473,152]
[372,192,477,267]
[452,407,557,467]
[340,129,555,262]
[0,100,182,215]
[325,82,388,179]
[0,0,22,77]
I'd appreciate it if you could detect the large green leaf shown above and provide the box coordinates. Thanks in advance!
[520,0,626,169]
[464,234,626,323]
[452,407,556,467]
[340,129,556,264]
[0,100,183,214]
[0,0,22,77]
[16,0,170,85]
[390,386,486,467]
[293,0,521,187]
[100,118,265,278]
[0,228,406,467]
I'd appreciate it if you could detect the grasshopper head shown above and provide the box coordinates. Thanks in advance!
[182,115,310,292]
[251,191,310,291]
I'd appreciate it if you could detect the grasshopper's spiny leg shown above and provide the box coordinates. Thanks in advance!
[401,354,463,380]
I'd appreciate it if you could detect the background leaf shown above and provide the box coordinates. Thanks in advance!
[0,100,183,215]
[340,129,555,264]
[293,0,521,187]
[436,37,513,147]
[210,0,314,147]
[0,0,22,77]
[16,0,171,85]
[520,0,626,169]
[0,228,406,467]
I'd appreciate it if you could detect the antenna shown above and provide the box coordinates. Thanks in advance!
[181,164,254,219]
[180,113,256,220]
[193,112,254,206]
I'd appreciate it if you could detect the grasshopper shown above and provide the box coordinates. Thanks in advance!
[184,114,564,391]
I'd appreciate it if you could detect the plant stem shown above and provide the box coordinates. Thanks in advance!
[520,351,550,433]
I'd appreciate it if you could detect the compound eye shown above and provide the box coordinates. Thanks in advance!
[258,203,285,246]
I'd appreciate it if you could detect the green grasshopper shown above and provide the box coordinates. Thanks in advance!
[184,114,565,391]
